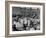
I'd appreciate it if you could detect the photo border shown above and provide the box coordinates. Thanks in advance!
[5,1,45,37]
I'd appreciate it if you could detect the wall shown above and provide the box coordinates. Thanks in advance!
[0,0,46,38]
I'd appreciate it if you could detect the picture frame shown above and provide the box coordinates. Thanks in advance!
[5,1,45,37]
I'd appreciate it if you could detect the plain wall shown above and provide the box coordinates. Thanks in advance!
[0,0,46,38]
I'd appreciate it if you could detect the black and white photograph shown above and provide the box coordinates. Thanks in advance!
[12,7,40,31]
[8,3,45,35]
[5,1,45,37]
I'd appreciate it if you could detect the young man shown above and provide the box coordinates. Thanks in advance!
[23,17,28,30]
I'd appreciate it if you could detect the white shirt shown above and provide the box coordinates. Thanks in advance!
[28,20,30,26]
[23,17,27,24]
[20,19,23,24]
[30,28,35,30]
[16,22,23,27]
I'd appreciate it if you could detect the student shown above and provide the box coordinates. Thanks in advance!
[12,20,19,31]
[23,17,28,30]
[26,19,30,30]
[12,24,19,31]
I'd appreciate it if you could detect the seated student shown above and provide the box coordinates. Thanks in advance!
[12,20,21,31]
[19,17,24,24]
[15,18,24,31]
[30,20,34,28]
[33,23,40,30]
[23,17,28,30]
[12,24,19,31]
[36,24,40,30]
[36,22,40,30]
[14,16,19,22]
[12,20,18,31]
[29,20,35,30]
[26,19,30,30]
[30,27,35,30]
